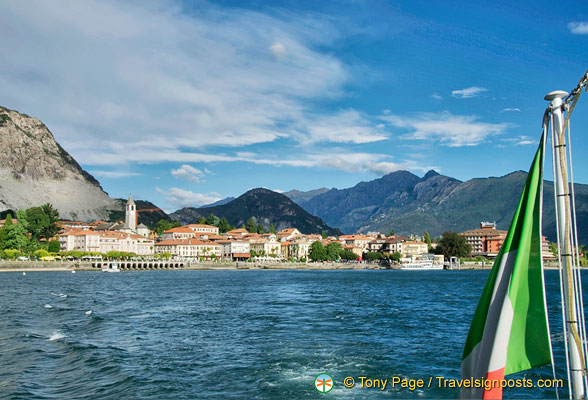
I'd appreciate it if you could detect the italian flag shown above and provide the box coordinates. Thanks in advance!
[461,133,552,399]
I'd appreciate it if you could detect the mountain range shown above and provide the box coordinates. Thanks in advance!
[290,170,588,244]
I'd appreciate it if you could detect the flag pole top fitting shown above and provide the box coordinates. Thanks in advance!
[544,90,568,101]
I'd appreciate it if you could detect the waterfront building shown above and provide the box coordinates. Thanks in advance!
[340,234,372,252]
[402,241,429,258]
[277,228,301,242]
[289,236,316,259]
[154,239,221,259]
[59,229,154,256]
[218,240,250,261]
[249,237,282,257]
[160,227,196,241]
[460,221,507,257]
[184,224,220,235]
[226,228,249,238]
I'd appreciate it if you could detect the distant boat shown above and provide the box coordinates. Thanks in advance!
[101,263,120,273]
[397,261,443,270]
[22,271,26,276]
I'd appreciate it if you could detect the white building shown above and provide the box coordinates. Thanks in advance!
[160,227,196,241]
[59,230,154,256]
[219,240,250,260]
[154,239,221,259]
[184,224,220,235]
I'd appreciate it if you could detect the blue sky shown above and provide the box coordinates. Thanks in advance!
[1,0,587,212]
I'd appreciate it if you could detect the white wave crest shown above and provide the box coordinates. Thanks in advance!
[49,331,66,341]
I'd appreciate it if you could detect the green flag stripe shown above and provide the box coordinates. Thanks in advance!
[462,133,550,369]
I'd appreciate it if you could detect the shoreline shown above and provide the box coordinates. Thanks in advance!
[0,260,569,272]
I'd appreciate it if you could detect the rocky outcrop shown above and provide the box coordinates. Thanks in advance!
[0,106,119,220]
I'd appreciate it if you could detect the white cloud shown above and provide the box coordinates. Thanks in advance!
[568,22,588,34]
[381,112,509,147]
[500,108,521,113]
[501,135,536,146]
[431,93,443,100]
[298,110,388,144]
[270,41,287,61]
[171,164,206,183]
[155,187,221,208]
[0,0,363,163]
[90,170,141,178]
[451,87,488,99]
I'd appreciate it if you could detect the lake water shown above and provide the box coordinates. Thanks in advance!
[0,269,585,399]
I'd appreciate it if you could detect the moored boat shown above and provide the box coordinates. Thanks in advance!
[397,261,443,270]
[101,263,120,273]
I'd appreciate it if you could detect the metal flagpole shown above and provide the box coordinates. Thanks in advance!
[545,90,586,399]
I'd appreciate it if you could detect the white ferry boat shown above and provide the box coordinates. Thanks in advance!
[398,261,444,270]
[101,263,120,273]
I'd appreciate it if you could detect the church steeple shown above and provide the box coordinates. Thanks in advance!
[125,195,136,231]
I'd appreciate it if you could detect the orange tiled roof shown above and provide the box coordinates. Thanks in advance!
[163,227,195,234]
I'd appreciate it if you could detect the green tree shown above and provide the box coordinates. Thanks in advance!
[388,229,395,237]
[41,204,59,239]
[218,217,232,234]
[340,250,358,260]
[34,249,50,258]
[2,249,21,260]
[47,240,61,253]
[16,209,29,231]
[325,242,342,261]
[245,217,257,233]
[154,219,172,235]
[0,214,13,247]
[321,230,328,239]
[390,251,402,263]
[197,217,207,224]
[435,231,472,259]
[424,230,432,251]
[269,223,276,234]
[206,213,220,227]
[1,215,29,251]
[365,251,383,261]
[308,241,327,261]
[256,224,265,234]
[25,204,59,241]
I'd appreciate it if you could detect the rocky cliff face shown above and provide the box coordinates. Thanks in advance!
[0,106,119,220]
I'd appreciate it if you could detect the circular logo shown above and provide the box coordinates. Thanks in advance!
[315,373,334,393]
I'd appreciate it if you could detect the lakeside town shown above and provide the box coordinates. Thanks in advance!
[0,196,563,268]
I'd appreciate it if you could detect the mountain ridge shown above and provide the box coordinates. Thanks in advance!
[170,188,341,235]
[294,169,588,244]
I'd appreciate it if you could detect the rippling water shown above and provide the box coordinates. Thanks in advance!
[0,269,585,399]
